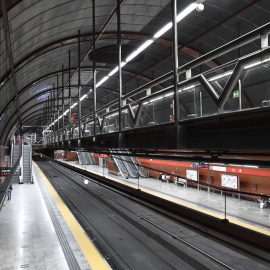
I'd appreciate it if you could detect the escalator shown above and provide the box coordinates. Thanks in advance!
[130,155,148,178]
[110,149,129,178]
[110,149,147,178]
[118,151,139,178]
[11,145,20,183]
[77,152,85,165]
[82,152,90,165]
[22,144,33,183]
[88,153,95,165]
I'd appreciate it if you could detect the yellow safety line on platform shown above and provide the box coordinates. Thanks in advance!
[146,189,270,236]
[61,161,270,237]
[34,162,110,270]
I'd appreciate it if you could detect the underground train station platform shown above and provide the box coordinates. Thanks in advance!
[60,160,270,237]
[0,163,110,270]
[0,159,269,270]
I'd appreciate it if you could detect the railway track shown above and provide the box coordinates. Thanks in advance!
[37,160,269,270]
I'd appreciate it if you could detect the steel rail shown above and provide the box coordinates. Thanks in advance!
[50,161,235,270]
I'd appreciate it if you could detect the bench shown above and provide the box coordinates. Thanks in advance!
[174,177,187,188]
[160,175,172,182]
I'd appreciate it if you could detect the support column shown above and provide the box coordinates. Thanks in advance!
[53,84,55,134]
[172,0,179,147]
[57,75,60,131]
[93,0,97,138]
[62,65,65,129]
[78,30,82,140]
[47,97,49,128]
[68,50,71,139]
[117,0,122,134]
[239,79,242,110]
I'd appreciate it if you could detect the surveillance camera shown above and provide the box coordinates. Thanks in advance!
[196,3,204,12]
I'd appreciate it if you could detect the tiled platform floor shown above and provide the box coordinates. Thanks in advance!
[0,165,91,270]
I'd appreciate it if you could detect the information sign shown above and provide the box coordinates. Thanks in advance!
[0,167,21,176]
[233,91,239,98]
[194,162,208,169]
[221,174,238,189]
[186,169,198,181]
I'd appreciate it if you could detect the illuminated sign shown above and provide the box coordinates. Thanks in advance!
[194,162,208,169]
[0,167,21,176]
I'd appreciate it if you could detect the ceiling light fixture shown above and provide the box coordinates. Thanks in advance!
[80,94,88,101]
[45,2,201,133]
[208,71,233,82]
[97,2,200,90]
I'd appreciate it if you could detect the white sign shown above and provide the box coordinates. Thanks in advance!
[221,174,238,189]
[211,166,226,172]
[186,170,198,181]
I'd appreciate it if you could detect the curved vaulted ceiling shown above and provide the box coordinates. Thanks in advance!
[0,0,269,145]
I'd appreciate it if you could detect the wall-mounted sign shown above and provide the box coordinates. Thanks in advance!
[194,162,208,169]
[0,167,21,176]
[210,166,226,172]
[186,169,198,181]
[221,174,238,189]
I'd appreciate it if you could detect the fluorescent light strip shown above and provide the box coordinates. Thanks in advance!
[154,3,197,39]
[177,3,197,22]
[244,59,269,70]
[45,2,199,132]
[143,92,174,105]
[164,92,174,97]
[96,76,109,87]
[80,94,87,101]
[96,2,199,90]
[108,67,118,77]
[179,84,196,92]
[150,96,163,103]
[208,59,270,83]
[71,102,78,109]
[154,22,172,39]
[126,40,154,62]
[208,71,233,82]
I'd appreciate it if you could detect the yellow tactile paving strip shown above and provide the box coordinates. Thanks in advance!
[34,162,110,270]
[64,161,270,237]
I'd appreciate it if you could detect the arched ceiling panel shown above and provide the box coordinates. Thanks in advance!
[1,0,270,144]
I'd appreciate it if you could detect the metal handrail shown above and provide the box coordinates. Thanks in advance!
[45,22,270,144]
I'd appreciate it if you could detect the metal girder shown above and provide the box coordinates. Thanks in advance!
[0,0,22,131]
[0,66,162,125]
[199,47,270,109]
[45,106,270,153]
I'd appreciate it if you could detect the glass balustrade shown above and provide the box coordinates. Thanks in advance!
[138,94,174,127]
[73,127,79,139]
[102,112,119,134]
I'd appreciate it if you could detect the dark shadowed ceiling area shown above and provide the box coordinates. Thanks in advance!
[0,0,269,145]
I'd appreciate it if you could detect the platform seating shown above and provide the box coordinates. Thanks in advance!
[174,177,187,188]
